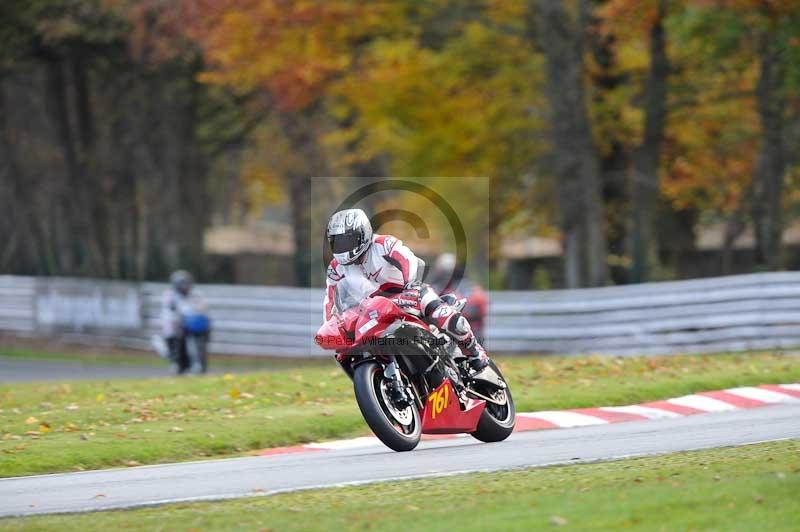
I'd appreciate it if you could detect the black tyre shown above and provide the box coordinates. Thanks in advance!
[353,361,421,452]
[471,360,516,443]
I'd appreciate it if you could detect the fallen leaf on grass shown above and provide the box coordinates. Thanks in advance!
[39,422,51,433]
[550,515,568,526]
[24,416,38,425]
[169,426,183,432]
[229,387,241,399]
[65,404,80,411]
[125,460,141,467]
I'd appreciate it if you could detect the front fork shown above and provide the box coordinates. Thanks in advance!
[383,355,412,406]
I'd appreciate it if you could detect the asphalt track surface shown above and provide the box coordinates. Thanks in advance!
[1,403,798,518]
[0,357,170,382]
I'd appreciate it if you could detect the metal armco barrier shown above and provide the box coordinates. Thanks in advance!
[1,272,799,357]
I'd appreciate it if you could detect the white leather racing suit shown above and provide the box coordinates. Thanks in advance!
[323,234,481,354]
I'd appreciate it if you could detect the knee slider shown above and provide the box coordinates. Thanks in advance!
[447,313,472,339]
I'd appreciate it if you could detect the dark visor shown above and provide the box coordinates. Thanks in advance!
[329,232,360,254]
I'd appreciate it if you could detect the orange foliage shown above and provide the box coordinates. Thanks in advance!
[179,0,400,110]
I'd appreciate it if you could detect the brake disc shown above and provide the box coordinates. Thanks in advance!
[379,381,413,425]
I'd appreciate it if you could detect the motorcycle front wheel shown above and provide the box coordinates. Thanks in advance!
[353,361,421,452]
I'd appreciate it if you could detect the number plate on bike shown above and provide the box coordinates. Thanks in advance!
[421,378,485,434]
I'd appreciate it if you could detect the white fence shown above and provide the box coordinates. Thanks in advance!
[2,272,800,357]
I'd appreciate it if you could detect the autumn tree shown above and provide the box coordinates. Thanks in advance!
[179,0,407,285]
[666,1,800,270]
[532,0,608,287]
[0,0,244,280]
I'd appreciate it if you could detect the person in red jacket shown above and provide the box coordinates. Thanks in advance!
[427,253,488,344]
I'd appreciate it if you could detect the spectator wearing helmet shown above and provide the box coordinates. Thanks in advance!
[161,270,205,372]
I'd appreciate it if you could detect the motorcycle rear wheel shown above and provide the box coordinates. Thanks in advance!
[353,361,421,452]
[471,360,516,443]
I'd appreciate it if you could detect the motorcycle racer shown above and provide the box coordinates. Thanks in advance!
[323,209,490,379]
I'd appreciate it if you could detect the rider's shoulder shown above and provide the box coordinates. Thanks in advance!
[373,233,400,252]
[327,258,345,281]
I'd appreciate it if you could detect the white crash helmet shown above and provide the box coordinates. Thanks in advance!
[326,208,373,265]
[170,270,194,295]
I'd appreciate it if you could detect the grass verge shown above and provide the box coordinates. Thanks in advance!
[0,345,330,371]
[2,440,798,531]
[1,351,798,477]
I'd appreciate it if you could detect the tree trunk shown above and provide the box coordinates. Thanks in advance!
[177,63,209,279]
[71,53,108,277]
[44,55,82,273]
[587,11,630,285]
[279,107,329,287]
[533,0,607,287]
[630,0,669,283]
[751,33,787,270]
[721,209,746,275]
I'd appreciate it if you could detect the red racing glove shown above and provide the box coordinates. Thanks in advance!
[391,286,421,312]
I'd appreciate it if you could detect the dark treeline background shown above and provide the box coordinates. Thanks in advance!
[1,0,799,288]
[0,0,252,280]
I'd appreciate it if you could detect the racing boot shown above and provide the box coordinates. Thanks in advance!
[423,297,491,373]
[463,337,489,373]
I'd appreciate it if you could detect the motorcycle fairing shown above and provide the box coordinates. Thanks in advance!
[421,378,485,434]
[315,317,351,350]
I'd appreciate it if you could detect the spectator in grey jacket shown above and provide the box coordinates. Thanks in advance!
[160,270,207,373]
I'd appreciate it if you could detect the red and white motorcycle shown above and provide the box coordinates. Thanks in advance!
[315,281,515,452]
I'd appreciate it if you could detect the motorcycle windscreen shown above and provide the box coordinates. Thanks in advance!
[421,378,485,434]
